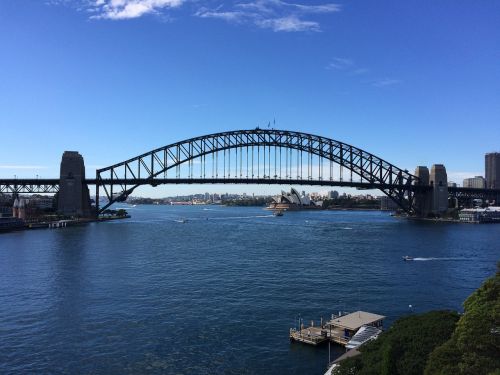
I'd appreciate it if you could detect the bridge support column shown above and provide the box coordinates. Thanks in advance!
[414,164,449,217]
[430,164,448,216]
[57,151,92,218]
[414,166,431,217]
[95,176,100,219]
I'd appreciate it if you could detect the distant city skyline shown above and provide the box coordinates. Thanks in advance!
[1,1,499,197]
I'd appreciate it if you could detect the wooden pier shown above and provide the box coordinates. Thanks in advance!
[290,326,328,346]
[289,311,385,347]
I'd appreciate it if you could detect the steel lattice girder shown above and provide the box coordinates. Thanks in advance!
[0,180,59,194]
[96,129,422,213]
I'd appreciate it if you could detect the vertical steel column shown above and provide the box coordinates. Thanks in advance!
[95,171,100,218]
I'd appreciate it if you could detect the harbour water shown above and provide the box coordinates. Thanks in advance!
[1,206,498,374]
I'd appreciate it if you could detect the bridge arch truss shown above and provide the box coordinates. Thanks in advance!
[96,129,422,213]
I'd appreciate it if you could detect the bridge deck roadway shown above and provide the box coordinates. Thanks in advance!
[0,178,431,191]
[2,178,500,195]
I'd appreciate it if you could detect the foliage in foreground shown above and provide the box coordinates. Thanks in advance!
[424,265,500,375]
[333,310,459,375]
[333,265,500,375]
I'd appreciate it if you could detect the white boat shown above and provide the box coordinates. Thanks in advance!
[402,256,414,261]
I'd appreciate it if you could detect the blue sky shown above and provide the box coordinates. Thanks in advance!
[1,0,499,197]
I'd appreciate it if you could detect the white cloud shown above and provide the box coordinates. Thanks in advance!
[256,16,319,32]
[283,1,341,13]
[196,0,340,32]
[90,0,185,20]
[326,57,353,70]
[195,7,245,22]
[326,58,369,77]
[350,67,369,75]
[237,0,340,14]
[50,0,340,31]
[326,60,398,87]
[372,78,401,87]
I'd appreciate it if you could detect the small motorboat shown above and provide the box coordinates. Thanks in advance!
[402,256,414,261]
[273,210,284,217]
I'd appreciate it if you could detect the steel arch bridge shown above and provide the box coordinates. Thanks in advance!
[96,129,426,214]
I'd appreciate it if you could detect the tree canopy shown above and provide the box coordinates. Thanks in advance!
[333,264,499,375]
[425,265,500,375]
[333,311,459,375]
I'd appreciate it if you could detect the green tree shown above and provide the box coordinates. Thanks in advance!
[116,209,128,217]
[334,311,459,375]
[425,265,500,375]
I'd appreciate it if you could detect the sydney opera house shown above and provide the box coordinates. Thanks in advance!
[267,188,322,210]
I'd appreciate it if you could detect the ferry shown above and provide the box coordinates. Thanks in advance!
[170,201,193,206]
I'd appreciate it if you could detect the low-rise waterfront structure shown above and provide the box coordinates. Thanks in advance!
[458,206,500,223]
[290,311,385,347]
[380,195,399,210]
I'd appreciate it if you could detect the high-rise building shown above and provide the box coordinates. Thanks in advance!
[463,176,486,189]
[485,152,500,189]
[327,190,339,199]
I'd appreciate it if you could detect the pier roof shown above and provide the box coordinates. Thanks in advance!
[328,311,385,331]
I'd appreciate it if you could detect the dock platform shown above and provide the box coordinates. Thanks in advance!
[289,311,385,347]
[290,326,328,346]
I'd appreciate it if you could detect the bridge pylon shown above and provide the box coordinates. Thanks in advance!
[57,151,92,218]
[413,164,449,217]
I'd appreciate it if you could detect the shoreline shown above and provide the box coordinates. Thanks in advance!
[0,215,131,234]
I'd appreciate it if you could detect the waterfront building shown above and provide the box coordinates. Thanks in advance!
[268,188,321,210]
[11,198,30,219]
[12,198,19,218]
[0,205,12,217]
[290,311,385,347]
[18,199,26,220]
[379,196,399,210]
[485,152,500,189]
[9,196,56,219]
[448,181,457,188]
[30,196,55,210]
[458,207,500,223]
[327,190,339,199]
[310,192,322,201]
[463,176,486,189]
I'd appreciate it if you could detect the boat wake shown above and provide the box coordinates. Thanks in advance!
[412,257,471,261]
[169,215,274,222]
[209,215,274,220]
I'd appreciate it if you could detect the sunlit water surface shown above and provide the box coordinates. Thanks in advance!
[1,206,498,374]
